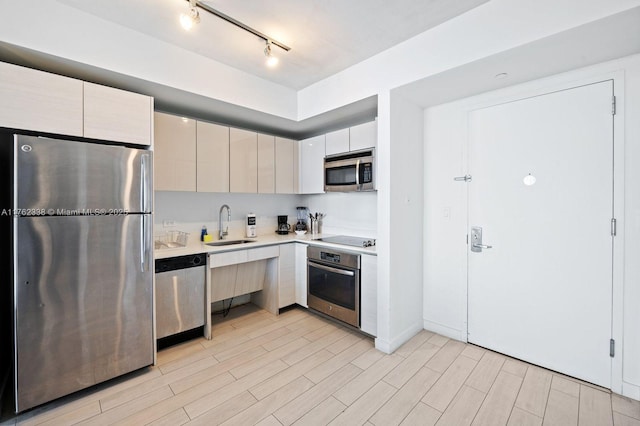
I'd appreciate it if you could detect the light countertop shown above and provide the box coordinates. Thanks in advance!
[154,232,377,260]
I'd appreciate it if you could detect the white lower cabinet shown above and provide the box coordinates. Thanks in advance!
[278,244,296,308]
[360,254,377,336]
[295,243,308,307]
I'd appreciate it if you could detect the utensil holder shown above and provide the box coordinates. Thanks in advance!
[311,219,319,235]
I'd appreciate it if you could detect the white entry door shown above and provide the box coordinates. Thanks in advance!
[467,80,614,388]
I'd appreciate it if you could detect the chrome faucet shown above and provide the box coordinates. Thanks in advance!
[219,204,230,239]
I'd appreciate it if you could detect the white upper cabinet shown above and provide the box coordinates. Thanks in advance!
[275,136,297,194]
[0,62,152,145]
[257,133,275,194]
[0,61,83,136]
[298,134,326,194]
[153,112,197,192]
[324,128,350,156]
[230,128,258,193]
[349,120,377,151]
[83,82,153,146]
[197,121,229,193]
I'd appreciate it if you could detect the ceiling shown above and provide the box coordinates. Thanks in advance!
[56,0,489,90]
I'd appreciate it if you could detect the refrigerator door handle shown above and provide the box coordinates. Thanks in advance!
[141,154,149,213]
[141,215,149,272]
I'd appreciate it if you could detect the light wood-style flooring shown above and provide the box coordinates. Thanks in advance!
[4,304,640,426]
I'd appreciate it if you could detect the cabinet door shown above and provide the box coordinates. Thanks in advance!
[197,121,229,192]
[349,120,377,151]
[298,135,325,194]
[210,265,238,302]
[230,128,258,193]
[235,260,267,296]
[325,128,350,156]
[84,82,152,146]
[153,112,197,191]
[257,134,275,194]
[275,137,296,194]
[0,62,83,136]
[278,244,296,308]
[295,243,308,307]
[360,254,377,336]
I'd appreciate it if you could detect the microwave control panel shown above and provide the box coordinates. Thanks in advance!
[360,163,373,183]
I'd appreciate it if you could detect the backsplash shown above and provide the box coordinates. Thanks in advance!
[302,192,377,238]
[153,190,377,241]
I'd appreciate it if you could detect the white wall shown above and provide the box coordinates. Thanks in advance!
[423,103,468,341]
[422,53,640,399]
[297,0,640,119]
[384,93,425,350]
[0,1,297,120]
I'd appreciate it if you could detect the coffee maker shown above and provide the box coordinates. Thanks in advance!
[276,215,290,234]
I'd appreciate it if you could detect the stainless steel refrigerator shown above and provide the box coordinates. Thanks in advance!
[4,134,154,412]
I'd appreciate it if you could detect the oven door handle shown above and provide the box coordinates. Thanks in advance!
[309,261,355,277]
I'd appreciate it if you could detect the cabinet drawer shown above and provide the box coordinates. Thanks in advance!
[209,250,248,268]
[247,246,279,262]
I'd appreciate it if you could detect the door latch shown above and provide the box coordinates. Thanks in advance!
[454,175,472,182]
[471,226,492,253]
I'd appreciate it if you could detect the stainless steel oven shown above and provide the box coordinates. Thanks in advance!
[307,246,360,328]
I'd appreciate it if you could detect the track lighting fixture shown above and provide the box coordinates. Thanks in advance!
[180,0,290,67]
[180,0,200,31]
[264,41,279,67]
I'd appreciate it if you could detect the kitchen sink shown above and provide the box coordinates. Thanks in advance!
[205,239,256,247]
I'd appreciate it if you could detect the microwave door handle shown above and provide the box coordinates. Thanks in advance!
[356,159,360,186]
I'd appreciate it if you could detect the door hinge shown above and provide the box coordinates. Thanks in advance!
[611,218,617,236]
[466,234,469,244]
[610,339,615,357]
[612,96,617,115]
[454,175,472,182]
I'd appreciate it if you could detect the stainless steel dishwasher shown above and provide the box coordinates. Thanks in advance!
[155,254,206,344]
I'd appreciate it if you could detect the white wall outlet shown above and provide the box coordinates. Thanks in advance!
[163,220,176,227]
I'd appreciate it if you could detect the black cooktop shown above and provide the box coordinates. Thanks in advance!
[315,235,376,248]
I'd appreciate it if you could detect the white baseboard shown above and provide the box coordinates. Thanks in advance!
[622,381,640,401]
[375,321,423,354]
[423,318,466,342]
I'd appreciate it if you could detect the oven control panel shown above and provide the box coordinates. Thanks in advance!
[320,252,341,263]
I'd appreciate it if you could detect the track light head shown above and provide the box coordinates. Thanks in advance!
[264,41,279,67]
[180,1,200,31]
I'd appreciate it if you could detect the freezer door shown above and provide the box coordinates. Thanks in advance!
[15,134,152,213]
[14,214,153,412]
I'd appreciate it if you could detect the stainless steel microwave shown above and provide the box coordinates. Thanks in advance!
[324,148,375,192]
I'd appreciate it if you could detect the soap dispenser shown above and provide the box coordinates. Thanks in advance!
[200,225,207,242]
